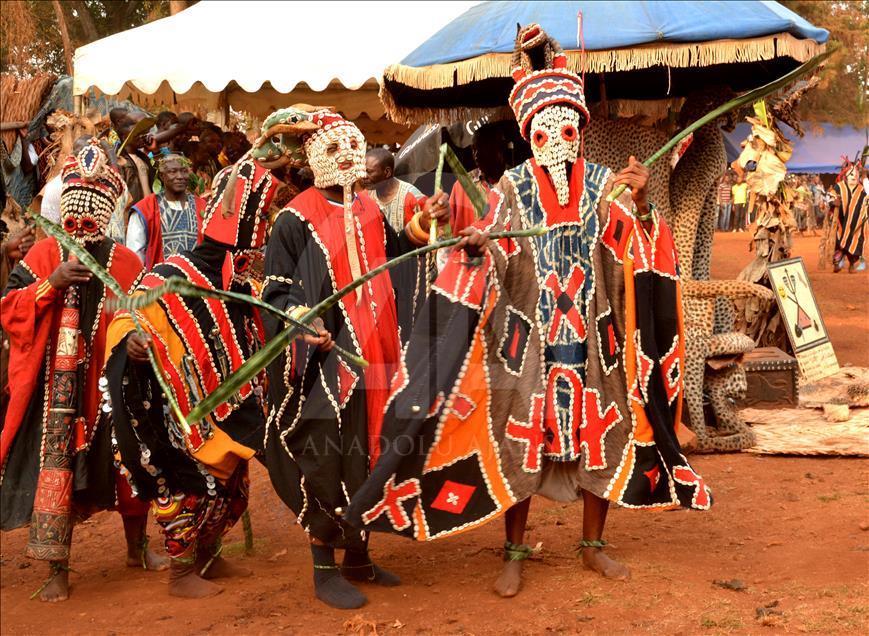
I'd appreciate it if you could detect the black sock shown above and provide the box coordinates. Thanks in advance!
[342,546,401,587]
[310,544,366,610]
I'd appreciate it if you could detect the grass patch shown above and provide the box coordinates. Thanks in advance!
[700,615,743,631]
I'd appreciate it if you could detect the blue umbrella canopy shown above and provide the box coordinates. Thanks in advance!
[382,0,829,125]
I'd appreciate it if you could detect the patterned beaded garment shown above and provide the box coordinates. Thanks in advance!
[345,24,710,542]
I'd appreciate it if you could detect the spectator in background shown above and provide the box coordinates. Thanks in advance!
[363,147,425,232]
[793,177,814,235]
[810,175,826,228]
[126,153,206,269]
[170,112,199,152]
[107,106,129,152]
[0,190,34,423]
[220,131,252,166]
[731,175,749,232]
[186,126,223,192]
[156,110,179,134]
[716,171,732,231]
[449,124,508,234]
[116,111,155,204]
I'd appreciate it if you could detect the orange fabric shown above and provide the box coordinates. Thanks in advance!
[420,285,513,535]
[106,301,254,482]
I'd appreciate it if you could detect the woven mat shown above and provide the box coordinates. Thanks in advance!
[799,367,869,408]
[740,407,869,456]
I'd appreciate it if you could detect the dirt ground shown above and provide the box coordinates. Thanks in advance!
[2,231,867,635]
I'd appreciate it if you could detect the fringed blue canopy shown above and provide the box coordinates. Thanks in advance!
[382,1,829,125]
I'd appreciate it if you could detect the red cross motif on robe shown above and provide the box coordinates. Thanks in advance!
[506,394,546,472]
[361,476,421,531]
[579,389,622,470]
[544,265,586,344]
[673,466,711,509]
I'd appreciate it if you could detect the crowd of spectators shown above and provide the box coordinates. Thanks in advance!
[715,169,838,235]
[1,107,262,279]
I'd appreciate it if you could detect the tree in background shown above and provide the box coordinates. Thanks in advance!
[0,1,192,77]
[782,0,868,128]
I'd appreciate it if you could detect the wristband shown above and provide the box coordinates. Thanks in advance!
[637,203,655,222]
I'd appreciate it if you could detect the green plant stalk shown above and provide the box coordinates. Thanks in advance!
[27,211,191,433]
[606,46,837,202]
[431,144,447,243]
[109,277,368,368]
[184,227,547,424]
[443,143,487,221]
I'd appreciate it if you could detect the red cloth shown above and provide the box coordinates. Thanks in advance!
[449,179,495,234]
[400,190,426,227]
[115,471,150,517]
[131,193,207,269]
[0,237,143,466]
[291,189,402,467]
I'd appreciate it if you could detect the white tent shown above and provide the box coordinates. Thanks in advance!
[73,0,478,142]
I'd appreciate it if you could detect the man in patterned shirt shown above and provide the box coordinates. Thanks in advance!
[364,147,425,232]
[126,154,206,269]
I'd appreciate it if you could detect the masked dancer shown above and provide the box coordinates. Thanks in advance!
[346,24,711,599]
[261,106,456,609]
[1,140,166,602]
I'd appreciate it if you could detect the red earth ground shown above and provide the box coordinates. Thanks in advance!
[2,231,867,635]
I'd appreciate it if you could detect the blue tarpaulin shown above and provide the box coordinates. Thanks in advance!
[724,123,868,174]
[403,1,829,66]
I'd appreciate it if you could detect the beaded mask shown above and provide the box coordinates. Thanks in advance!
[529,105,582,206]
[59,139,125,244]
[508,24,589,207]
[303,112,367,189]
[251,105,319,169]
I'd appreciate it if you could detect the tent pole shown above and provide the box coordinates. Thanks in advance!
[221,90,229,128]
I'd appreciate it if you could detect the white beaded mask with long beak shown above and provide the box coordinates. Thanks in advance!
[529,105,582,206]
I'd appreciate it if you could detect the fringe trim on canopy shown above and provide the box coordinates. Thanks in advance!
[382,34,825,125]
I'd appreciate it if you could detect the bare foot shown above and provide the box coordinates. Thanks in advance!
[200,556,252,580]
[38,567,69,603]
[169,570,223,599]
[127,547,170,571]
[494,560,523,598]
[581,548,630,581]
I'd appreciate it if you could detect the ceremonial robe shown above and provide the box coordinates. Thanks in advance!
[0,237,146,555]
[262,187,419,546]
[346,159,711,541]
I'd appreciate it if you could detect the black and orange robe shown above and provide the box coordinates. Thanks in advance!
[346,159,711,542]
[102,242,264,557]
